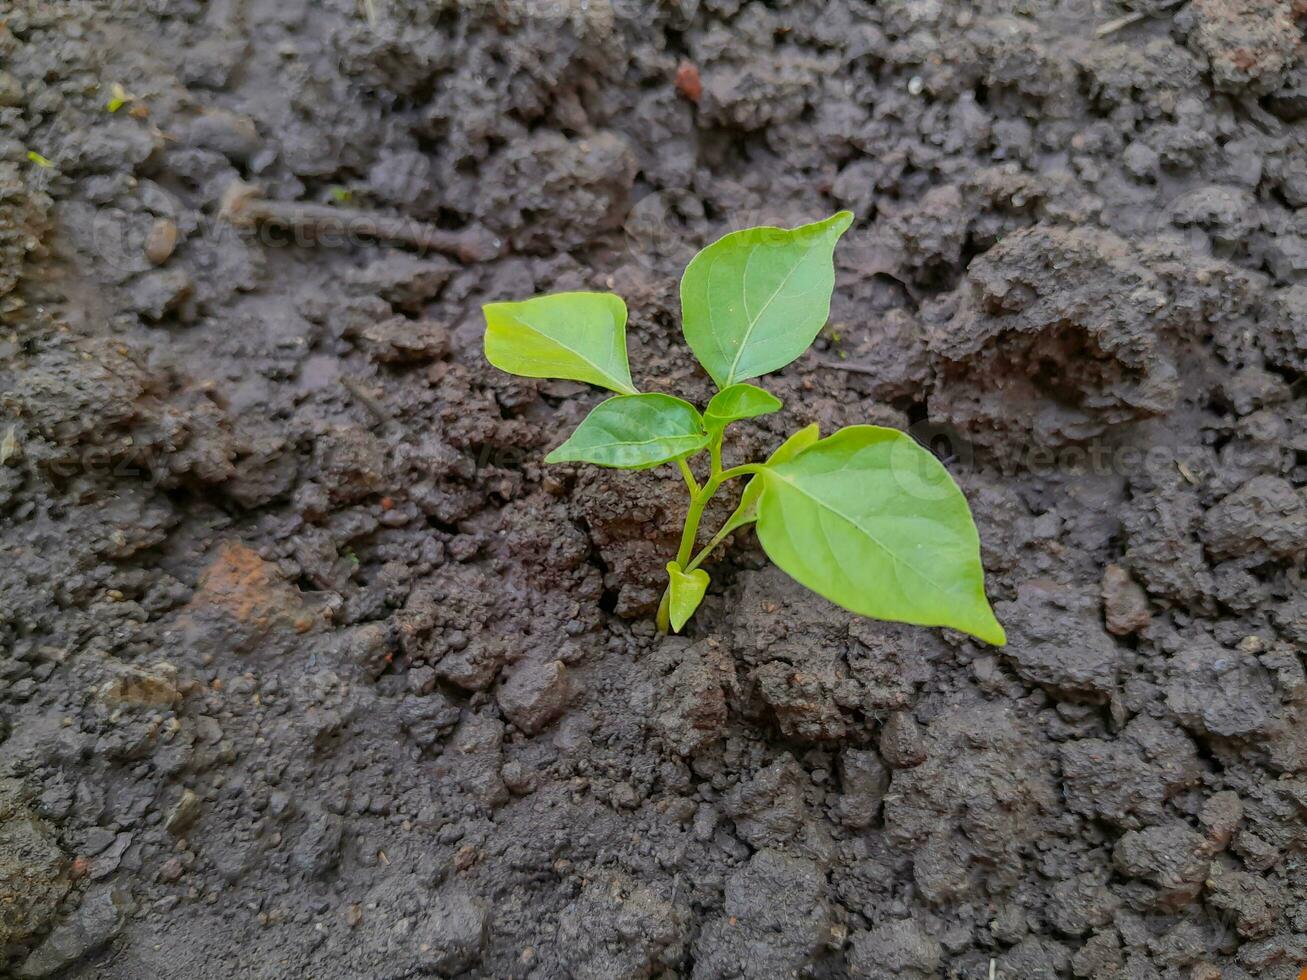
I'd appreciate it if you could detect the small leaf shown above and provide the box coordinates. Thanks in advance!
[680,211,853,388]
[26,151,53,168]
[665,561,710,632]
[718,423,820,539]
[545,394,709,470]
[106,83,130,112]
[703,382,782,433]
[755,425,1005,645]
[484,292,638,395]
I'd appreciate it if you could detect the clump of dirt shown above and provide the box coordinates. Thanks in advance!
[2,0,1306,976]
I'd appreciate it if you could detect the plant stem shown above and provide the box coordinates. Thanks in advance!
[685,523,736,573]
[658,456,767,634]
[676,457,699,495]
[673,463,766,568]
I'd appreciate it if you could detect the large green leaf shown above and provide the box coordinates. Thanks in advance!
[483,291,638,394]
[680,212,853,388]
[665,561,710,632]
[545,394,709,470]
[754,425,1005,645]
[703,383,782,434]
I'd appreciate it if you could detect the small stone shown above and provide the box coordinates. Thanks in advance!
[158,857,184,882]
[145,218,178,265]
[1101,565,1150,636]
[97,663,181,708]
[496,660,570,734]
[879,711,927,768]
[164,789,201,837]
[345,903,363,928]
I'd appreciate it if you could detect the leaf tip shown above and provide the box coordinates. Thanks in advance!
[973,610,1006,647]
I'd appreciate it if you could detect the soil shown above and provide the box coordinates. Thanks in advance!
[1,0,1306,977]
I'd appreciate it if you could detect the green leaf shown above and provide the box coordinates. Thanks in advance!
[545,394,709,470]
[483,292,638,395]
[665,561,710,632]
[680,211,853,388]
[703,383,782,433]
[718,423,821,540]
[754,425,1005,645]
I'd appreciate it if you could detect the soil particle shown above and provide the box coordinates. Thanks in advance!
[721,756,812,851]
[1204,864,1286,938]
[691,849,832,980]
[1060,715,1203,829]
[14,886,127,979]
[1199,474,1307,561]
[555,875,688,979]
[1112,823,1211,911]
[413,890,488,977]
[883,704,1057,903]
[998,581,1121,701]
[289,806,345,880]
[847,917,942,978]
[652,638,735,757]
[1102,563,1153,636]
[1185,0,1303,95]
[1163,634,1279,739]
[0,779,71,955]
[495,659,571,734]
[1048,871,1122,937]
[834,747,890,831]
[878,711,927,768]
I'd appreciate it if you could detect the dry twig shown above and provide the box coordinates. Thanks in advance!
[219,181,502,263]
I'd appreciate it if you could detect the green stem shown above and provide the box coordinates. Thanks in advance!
[659,458,766,635]
[709,429,724,477]
[676,457,699,496]
[672,463,766,568]
[655,588,671,633]
[685,521,738,573]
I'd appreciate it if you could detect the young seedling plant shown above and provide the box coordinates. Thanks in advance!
[482,212,1006,645]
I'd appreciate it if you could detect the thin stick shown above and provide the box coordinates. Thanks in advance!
[1094,0,1184,37]
[815,358,879,377]
[219,181,503,263]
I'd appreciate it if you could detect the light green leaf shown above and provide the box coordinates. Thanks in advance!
[717,423,821,540]
[703,383,782,433]
[680,211,853,388]
[754,425,1005,645]
[545,394,709,470]
[666,561,710,632]
[483,291,638,395]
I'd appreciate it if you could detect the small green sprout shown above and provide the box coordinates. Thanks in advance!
[328,185,353,204]
[26,151,53,168]
[482,213,1005,644]
[106,82,131,113]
